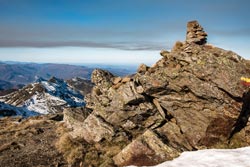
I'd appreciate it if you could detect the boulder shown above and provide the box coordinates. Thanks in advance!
[113,130,179,166]
[80,114,115,143]
[91,69,114,92]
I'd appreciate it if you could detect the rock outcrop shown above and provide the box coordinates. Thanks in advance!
[60,20,250,166]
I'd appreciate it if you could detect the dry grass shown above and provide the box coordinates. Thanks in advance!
[56,133,84,165]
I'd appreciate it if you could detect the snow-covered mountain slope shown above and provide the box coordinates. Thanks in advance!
[128,147,250,167]
[0,77,85,114]
[0,102,39,117]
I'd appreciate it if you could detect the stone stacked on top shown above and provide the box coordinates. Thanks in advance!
[186,20,207,45]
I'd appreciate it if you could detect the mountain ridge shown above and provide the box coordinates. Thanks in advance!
[0,76,86,115]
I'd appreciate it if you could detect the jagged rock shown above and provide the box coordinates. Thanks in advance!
[172,41,184,52]
[119,81,145,105]
[91,69,114,92]
[113,130,179,166]
[113,77,122,85]
[160,50,170,57]
[121,76,131,83]
[137,63,149,74]
[136,73,169,96]
[59,20,250,166]
[152,98,166,119]
[121,120,137,130]
[135,85,144,94]
[156,121,193,152]
[63,107,91,138]
[112,82,122,89]
[80,114,115,143]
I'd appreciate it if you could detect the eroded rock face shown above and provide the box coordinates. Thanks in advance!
[62,20,250,166]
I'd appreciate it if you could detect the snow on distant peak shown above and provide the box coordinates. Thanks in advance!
[23,77,85,114]
[0,76,85,115]
[40,77,85,106]
[127,147,250,167]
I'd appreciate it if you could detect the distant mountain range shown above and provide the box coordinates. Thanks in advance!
[0,61,137,91]
[0,62,93,87]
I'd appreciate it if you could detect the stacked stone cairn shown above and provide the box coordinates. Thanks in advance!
[186,20,207,45]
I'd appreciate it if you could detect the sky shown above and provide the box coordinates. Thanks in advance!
[0,0,250,65]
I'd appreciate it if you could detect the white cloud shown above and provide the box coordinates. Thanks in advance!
[0,47,161,65]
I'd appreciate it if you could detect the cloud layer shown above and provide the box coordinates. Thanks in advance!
[0,40,168,51]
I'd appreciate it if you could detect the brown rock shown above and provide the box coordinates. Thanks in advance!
[136,85,144,94]
[157,122,193,151]
[80,114,115,143]
[153,98,166,119]
[113,130,179,166]
[137,63,149,74]
[113,77,122,85]
[112,82,122,89]
[121,76,131,83]
[62,20,250,166]
[63,107,91,139]
[160,50,170,57]
[116,81,145,105]
[91,69,114,92]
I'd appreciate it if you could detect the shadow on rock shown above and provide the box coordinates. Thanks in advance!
[230,89,250,139]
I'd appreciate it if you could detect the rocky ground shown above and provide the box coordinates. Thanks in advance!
[1,20,250,167]
[0,114,67,167]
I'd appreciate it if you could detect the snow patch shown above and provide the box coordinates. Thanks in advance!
[41,81,56,92]
[127,147,250,167]
[23,92,66,114]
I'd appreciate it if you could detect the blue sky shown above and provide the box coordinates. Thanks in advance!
[0,0,250,65]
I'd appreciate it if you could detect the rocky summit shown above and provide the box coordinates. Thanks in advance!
[1,20,250,167]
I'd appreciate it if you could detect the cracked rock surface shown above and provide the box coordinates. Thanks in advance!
[62,20,250,166]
